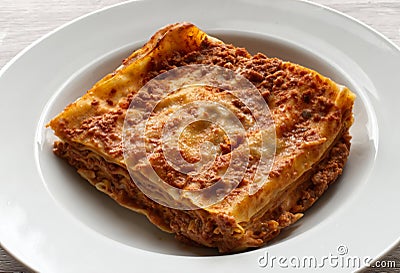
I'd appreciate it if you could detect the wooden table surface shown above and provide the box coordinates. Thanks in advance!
[1,0,399,272]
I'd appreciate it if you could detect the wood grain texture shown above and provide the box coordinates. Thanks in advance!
[0,0,399,272]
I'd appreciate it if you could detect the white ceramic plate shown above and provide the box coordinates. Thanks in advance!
[1,0,399,272]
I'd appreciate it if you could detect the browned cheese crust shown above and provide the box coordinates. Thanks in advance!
[48,23,355,252]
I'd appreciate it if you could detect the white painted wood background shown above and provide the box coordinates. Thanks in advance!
[1,0,399,272]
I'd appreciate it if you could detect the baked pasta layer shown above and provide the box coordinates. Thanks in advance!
[48,23,355,252]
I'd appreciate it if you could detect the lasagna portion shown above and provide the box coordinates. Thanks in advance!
[48,23,355,252]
